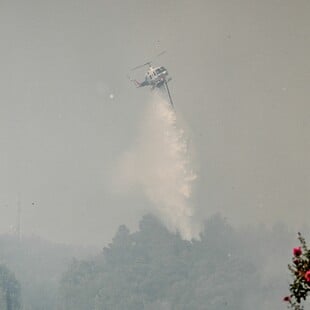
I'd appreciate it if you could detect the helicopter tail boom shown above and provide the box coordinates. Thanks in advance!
[135,79,149,88]
[128,75,147,88]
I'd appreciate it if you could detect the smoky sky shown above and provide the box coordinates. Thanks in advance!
[0,0,309,245]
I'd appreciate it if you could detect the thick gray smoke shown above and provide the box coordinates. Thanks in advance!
[116,93,198,239]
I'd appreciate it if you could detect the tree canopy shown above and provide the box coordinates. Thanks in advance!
[59,214,286,310]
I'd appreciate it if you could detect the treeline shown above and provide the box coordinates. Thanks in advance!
[0,234,94,310]
[59,214,296,310]
[0,214,301,309]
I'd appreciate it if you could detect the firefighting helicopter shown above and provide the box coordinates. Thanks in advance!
[129,53,174,108]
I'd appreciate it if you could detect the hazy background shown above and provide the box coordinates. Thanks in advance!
[0,0,309,246]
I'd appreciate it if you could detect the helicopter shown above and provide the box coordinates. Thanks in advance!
[129,54,174,108]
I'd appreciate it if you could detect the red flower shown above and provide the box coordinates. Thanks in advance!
[283,296,291,302]
[305,270,310,282]
[293,247,302,257]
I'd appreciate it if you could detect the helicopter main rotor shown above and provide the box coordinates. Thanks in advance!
[131,62,152,71]
[130,51,166,71]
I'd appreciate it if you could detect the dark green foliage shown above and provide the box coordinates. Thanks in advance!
[0,264,21,310]
[284,233,310,309]
[59,214,272,310]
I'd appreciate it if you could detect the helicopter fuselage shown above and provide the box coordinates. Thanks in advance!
[129,61,174,107]
[144,66,169,89]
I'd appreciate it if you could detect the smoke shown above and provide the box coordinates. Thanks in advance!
[116,93,198,240]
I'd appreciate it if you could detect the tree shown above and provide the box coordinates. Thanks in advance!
[0,264,21,310]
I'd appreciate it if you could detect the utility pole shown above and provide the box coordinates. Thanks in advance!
[16,195,21,241]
